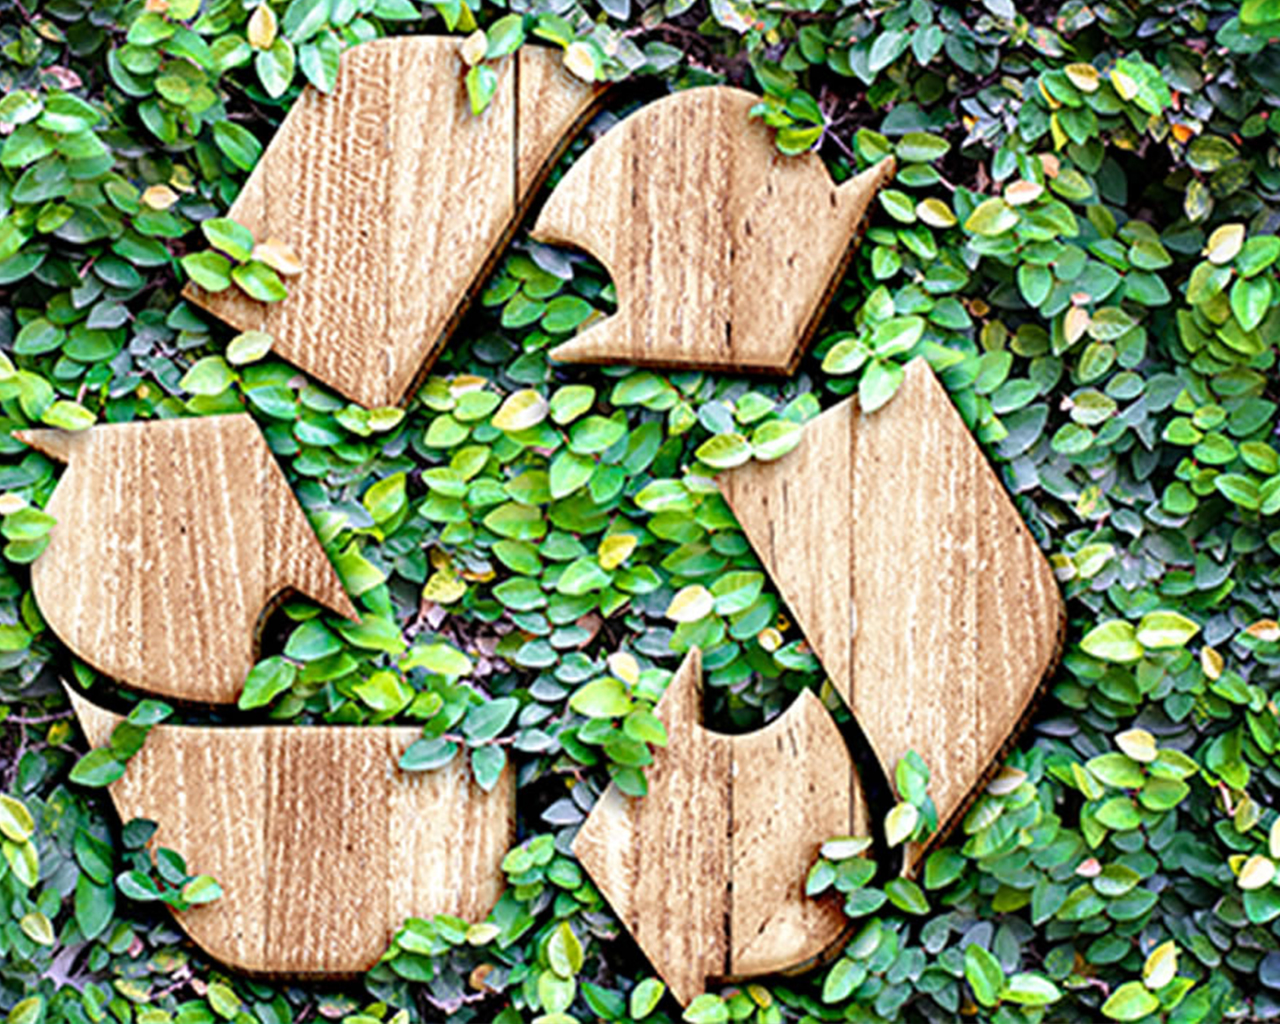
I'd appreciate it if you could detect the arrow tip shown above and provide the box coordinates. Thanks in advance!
[13,428,85,464]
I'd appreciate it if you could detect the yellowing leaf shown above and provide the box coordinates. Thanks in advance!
[1143,940,1177,991]
[884,801,919,846]
[1136,609,1199,649]
[450,374,489,396]
[1246,619,1280,642]
[19,910,53,946]
[1270,817,1280,860]
[247,3,277,50]
[1115,728,1156,763]
[1064,306,1090,346]
[563,41,598,82]
[1065,63,1100,92]
[1205,223,1245,265]
[491,389,548,432]
[666,584,713,623]
[252,236,303,276]
[460,29,487,66]
[916,197,957,227]
[1004,180,1044,206]
[607,651,640,686]
[0,795,34,843]
[141,184,178,210]
[598,533,637,570]
[1238,853,1275,890]
[0,493,27,515]
[1201,645,1223,680]
[986,766,1026,796]
[1076,857,1101,878]
[467,922,500,945]
[423,570,466,605]
[758,626,782,652]
[226,329,274,365]
[1111,67,1138,101]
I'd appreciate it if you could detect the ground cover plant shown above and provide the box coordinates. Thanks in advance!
[4,0,1280,1019]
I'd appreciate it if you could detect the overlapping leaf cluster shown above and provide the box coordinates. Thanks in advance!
[4,0,1280,1020]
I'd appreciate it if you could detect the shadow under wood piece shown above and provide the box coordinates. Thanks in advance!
[572,647,867,1007]
[68,687,514,977]
[16,415,356,705]
[531,86,895,373]
[719,359,1065,874]
[183,37,603,409]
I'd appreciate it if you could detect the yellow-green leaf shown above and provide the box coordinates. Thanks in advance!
[916,197,957,227]
[666,584,713,623]
[1238,854,1275,890]
[1143,940,1177,990]
[1205,223,1245,265]
[1115,728,1156,763]
[491,389,548,432]
[884,801,919,846]
[19,910,53,945]
[0,795,34,843]
[598,533,638,570]
[1136,610,1199,649]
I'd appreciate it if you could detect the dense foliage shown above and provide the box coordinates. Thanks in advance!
[4,0,1280,1019]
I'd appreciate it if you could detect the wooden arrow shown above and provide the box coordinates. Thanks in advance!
[531,86,894,373]
[16,415,357,705]
[573,648,867,1006]
[66,685,513,977]
[719,359,1065,872]
[185,37,604,409]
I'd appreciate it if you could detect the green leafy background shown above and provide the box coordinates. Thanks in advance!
[4,0,1280,1020]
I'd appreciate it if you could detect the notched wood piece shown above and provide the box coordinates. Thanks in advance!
[719,359,1065,873]
[572,648,867,1007]
[531,86,894,373]
[184,37,603,409]
[16,415,356,705]
[68,686,514,977]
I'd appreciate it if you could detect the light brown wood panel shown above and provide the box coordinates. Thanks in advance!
[16,416,356,705]
[530,87,894,372]
[68,686,514,977]
[573,648,865,1006]
[720,359,1064,873]
[185,38,602,409]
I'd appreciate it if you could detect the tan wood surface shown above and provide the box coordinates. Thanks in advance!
[185,37,602,409]
[68,686,514,977]
[573,648,866,1006]
[17,416,356,705]
[720,359,1064,872]
[530,87,894,372]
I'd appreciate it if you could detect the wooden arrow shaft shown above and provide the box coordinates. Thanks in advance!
[25,416,355,704]
[573,649,866,1005]
[68,687,513,977]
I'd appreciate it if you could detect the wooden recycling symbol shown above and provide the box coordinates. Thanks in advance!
[26,35,1062,1000]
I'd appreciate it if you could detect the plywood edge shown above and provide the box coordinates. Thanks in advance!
[64,682,121,749]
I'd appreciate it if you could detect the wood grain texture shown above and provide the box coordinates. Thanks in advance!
[16,416,356,705]
[530,86,894,373]
[184,37,602,409]
[68,686,514,977]
[573,648,866,1006]
[720,359,1064,873]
